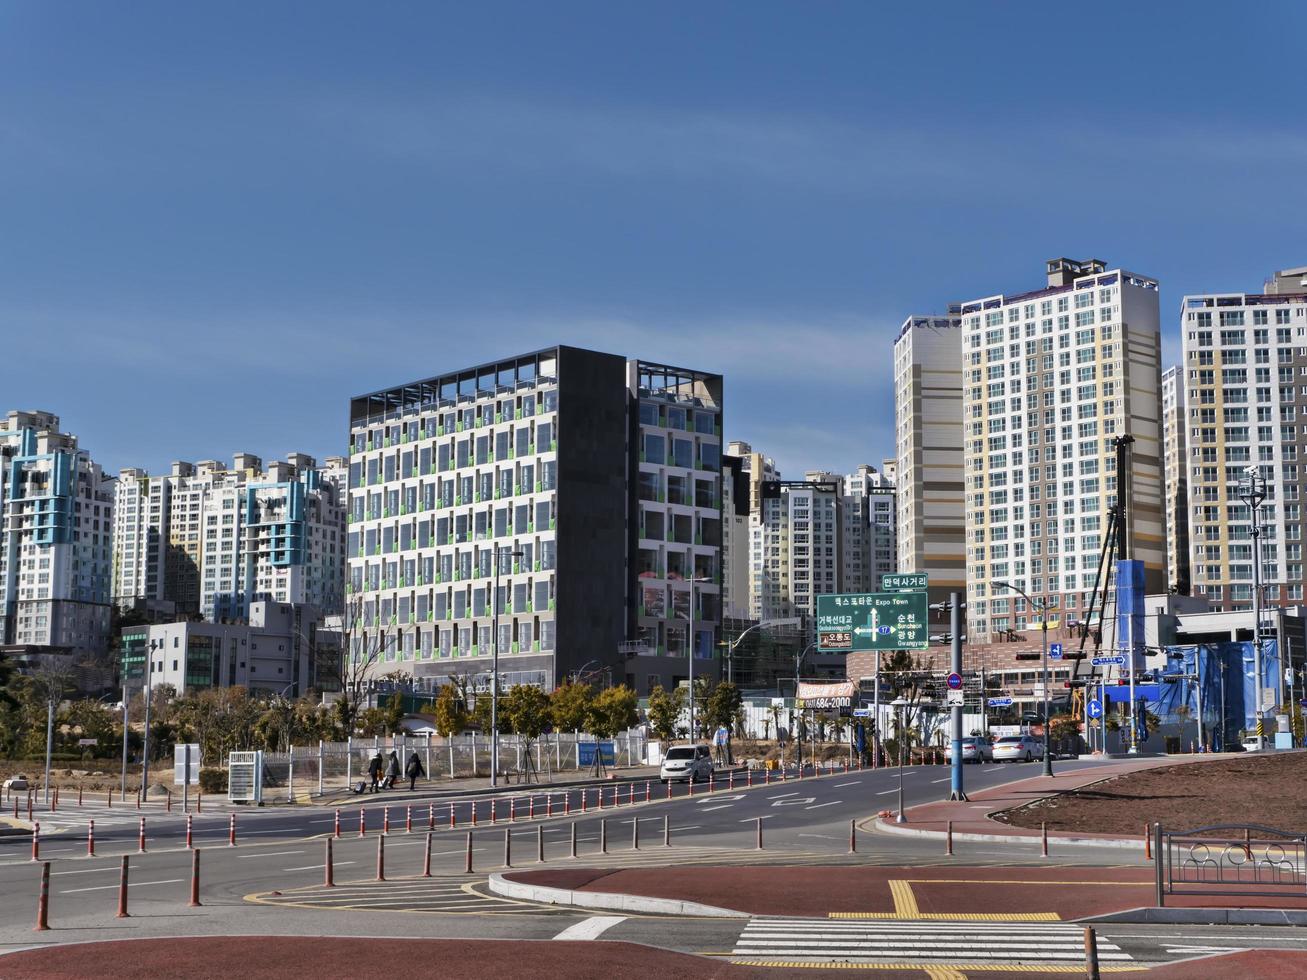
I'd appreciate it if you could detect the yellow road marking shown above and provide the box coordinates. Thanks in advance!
[889,880,919,917]
[731,963,1145,973]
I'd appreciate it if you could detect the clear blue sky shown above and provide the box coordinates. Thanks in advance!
[3,2,1305,478]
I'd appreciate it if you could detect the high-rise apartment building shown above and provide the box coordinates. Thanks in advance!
[1161,366,1190,594]
[961,259,1165,642]
[346,346,723,695]
[894,312,966,609]
[840,462,897,592]
[749,475,842,627]
[112,453,346,622]
[0,410,115,660]
[1180,265,1307,609]
[722,441,780,622]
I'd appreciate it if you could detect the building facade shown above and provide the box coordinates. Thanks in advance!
[346,346,723,695]
[961,259,1166,643]
[749,476,843,627]
[1162,365,1191,594]
[893,312,966,609]
[840,462,897,593]
[112,453,347,622]
[120,601,333,698]
[1180,264,1307,610]
[0,411,115,662]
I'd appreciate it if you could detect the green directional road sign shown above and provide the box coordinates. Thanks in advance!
[816,591,930,652]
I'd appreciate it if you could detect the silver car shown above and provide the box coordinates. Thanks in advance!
[992,735,1044,762]
[945,736,993,764]
[660,744,714,783]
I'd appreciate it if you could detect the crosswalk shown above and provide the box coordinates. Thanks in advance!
[731,917,1135,967]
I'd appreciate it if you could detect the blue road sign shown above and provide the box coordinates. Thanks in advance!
[1049,642,1063,660]
[1092,655,1125,666]
[946,672,963,691]
[1087,698,1104,719]
[876,625,893,635]
[988,697,1013,708]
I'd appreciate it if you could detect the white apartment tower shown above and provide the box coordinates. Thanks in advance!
[894,312,966,606]
[0,411,115,660]
[1161,366,1190,595]
[113,453,347,621]
[841,463,897,592]
[1180,264,1307,610]
[961,259,1166,642]
[750,475,842,627]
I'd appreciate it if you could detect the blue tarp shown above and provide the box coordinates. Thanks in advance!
[577,741,615,767]
[1162,641,1280,750]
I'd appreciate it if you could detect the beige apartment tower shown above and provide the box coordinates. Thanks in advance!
[960,259,1166,643]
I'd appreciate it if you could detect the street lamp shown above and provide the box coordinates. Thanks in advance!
[996,582,1054,777]
[140,638,162,793]
[682,576,712,741]
[891,697,910,823]
[1239,466,1268,751]
[794,641,817,770]
[490,546,524,788]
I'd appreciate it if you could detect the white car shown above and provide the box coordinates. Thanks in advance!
[660,744,714,783]
[1242,736,1263,752]
[992,735,1045,762]
[945,737,993,764]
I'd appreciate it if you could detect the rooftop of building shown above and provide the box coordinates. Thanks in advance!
[960,258,1157,316]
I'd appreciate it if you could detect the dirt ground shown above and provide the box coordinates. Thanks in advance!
[994,752,1307,834]
[0,759,147,794]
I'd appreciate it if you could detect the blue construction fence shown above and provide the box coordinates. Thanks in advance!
[1153,641,1280,751]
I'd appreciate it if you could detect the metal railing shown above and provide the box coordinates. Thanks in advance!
[1154,822,1307,906]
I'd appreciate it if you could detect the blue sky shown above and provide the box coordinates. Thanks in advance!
[3,2,1306,478]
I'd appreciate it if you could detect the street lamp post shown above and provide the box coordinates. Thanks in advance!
[491,547,524,788]
[140,638,161,793]
[683,576,711,742]
[892,697,909,823]
[1240,466,1268,750]
[793,641,817,770]
[997,582,1054,777]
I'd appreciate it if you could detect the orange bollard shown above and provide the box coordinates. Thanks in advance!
[359,807,366,837]
[138,816,146,853]
[189,849,202,907]
[228,813,237,847]
[946,821,954,856]
[1041,822,1049,858]
[324,838,335,887]
[449,803,456,831]
[469,802,476,828]
[406,805,412,834]
[334,809,341,839]
[383,807,390,835]
[34,860,50,931]
[645,781,651,803]
[87,820,96,856]
[31,822,39,862]
[422,832,433,877]
[116,855,130,918]
[1144,823,1151,860]
[197,792,202,813]
[376,834,385,881]
[186,814,194,849]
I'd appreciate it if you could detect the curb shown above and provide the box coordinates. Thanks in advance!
[1084,906,1307,926]
[872,817,1146,851]
[488,871,748,918]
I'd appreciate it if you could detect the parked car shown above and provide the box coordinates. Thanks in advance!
[2,775,29,793]
[992,735,1045,762]
[944,736,993,764]
[1241,736,1262,752]
[660,744,714,783]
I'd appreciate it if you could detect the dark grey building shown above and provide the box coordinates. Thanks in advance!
[347,346,723,696]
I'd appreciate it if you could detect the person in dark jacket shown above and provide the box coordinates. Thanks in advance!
[381,750,400,790]
[367,752,383,793]
[405,750,425,791]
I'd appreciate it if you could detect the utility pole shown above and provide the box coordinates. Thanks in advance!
[949,591,967,801]
[1241,466,1267,750]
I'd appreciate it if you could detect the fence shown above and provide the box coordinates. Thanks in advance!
[256,731,649,802]
[1154,822,1307,906]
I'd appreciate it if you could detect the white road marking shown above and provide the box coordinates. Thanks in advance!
[805,801,840,810]
[698,804,734,812]
[551,915,627,941]
[767,792,800,799]
[62,878,185,894]
[283,861,358,871]
[740,816,773,822]
[931,777,951,784]
[770,798,816,807]
[698,794,745,803]
[876,790,898,796]
[834,781,861,787]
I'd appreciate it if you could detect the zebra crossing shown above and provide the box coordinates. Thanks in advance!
[731,917,1136,968]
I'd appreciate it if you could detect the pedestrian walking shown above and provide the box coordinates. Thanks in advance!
[405,750,425,791]
[381,751,400,790]
[367,752,384,793]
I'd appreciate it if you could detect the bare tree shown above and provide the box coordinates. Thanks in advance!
[336,593,390,736]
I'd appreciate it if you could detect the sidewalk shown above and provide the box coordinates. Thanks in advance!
[305,764,669,807]
[868,755,1225,848]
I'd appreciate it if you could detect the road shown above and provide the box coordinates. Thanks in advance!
[3,758,1305,973]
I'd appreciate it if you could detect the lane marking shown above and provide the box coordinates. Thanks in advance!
[698,805,734,812]
[283,861,358,871]
[931,778,951,784]
[805,801,840,810]
[551,915,626,941]
[739,816,773,823]
[767,792,800,800]
[51,867,117,877]
[876,790,898,796]
[62,878,185,894]
[834,781,862,787]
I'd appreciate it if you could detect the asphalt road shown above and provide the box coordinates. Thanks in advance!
[4,759,1305,972]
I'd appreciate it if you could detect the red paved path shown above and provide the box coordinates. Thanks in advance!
[510,863,1307,917]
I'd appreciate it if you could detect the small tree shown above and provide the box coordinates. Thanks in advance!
[646,684,684,742]
[549,680,594,734]
[501,684,552,782]
[585,685,638,775]
[433,683,469,739]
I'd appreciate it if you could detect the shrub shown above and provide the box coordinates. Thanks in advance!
[198,768,227,794]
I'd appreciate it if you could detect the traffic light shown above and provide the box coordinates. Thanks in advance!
[1014,653,1041,662]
